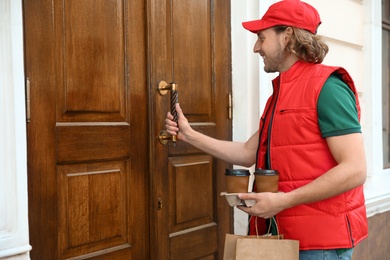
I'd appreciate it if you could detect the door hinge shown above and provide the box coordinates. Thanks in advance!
[26,78,31,123]
[228,93,232,119]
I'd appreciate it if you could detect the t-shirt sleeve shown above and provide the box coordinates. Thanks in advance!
[317,74,361,138]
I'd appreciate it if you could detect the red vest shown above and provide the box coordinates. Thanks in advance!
[251,61,368,250]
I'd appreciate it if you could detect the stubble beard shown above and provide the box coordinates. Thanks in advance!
[263,46,289,73]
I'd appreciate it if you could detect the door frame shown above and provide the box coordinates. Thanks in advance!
[0,0,31,258]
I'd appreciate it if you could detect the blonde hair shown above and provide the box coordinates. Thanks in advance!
[274,26,329,63]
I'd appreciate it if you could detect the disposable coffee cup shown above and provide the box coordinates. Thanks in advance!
[225,169,250,193]
[254,169,279,193]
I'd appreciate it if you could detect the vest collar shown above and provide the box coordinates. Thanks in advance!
[273,60,312,85]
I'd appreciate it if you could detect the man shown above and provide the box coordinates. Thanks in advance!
[165,0,368,259]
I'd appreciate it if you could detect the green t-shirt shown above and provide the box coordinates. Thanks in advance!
[318,74,359,252]
[317,74,361,137]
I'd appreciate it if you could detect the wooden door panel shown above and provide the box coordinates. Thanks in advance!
[63,0,124,114]
[56,0,126,122]
[170,224,218,259]
[58,161,130,259]
[172,0,212,122]
[56,124,130,163]
[169,155,218,259]
[169,155,214,232]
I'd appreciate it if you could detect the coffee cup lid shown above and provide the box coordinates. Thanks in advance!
[254,169,279,175]
[225,169,250,176]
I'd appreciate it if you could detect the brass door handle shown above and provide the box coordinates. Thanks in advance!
[157,130,171,145]
[158,81,179,146]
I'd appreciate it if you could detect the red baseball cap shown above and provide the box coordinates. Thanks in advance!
[242,0,321,34]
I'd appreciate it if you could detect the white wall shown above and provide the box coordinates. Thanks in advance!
[0,1,31,259]
[231,0,390,235]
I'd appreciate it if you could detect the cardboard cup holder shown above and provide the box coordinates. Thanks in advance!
[220,192,256,207]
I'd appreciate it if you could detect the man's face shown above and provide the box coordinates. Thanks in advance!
[253,27,289,73]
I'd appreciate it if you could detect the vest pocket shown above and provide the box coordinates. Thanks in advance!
[273,108,320,146]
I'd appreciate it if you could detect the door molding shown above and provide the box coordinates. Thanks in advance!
[0,0,31,258]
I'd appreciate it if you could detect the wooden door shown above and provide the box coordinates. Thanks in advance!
[149,0,232,259]
[24,0,232,259]
[24,0,149,259]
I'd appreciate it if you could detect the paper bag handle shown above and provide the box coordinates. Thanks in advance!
[249,216,280,239]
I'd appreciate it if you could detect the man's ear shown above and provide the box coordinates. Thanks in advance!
[284,27,293,42]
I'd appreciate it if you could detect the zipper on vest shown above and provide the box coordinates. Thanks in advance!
[346,214,355,247]
[266,75,281,169]
[256,112,271,168]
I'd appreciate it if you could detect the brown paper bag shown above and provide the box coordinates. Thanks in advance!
[223,234,298,260]
[236,236,299,259]
[223,217,299,260]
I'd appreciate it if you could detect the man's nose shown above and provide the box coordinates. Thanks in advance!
[253,40,260,53]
